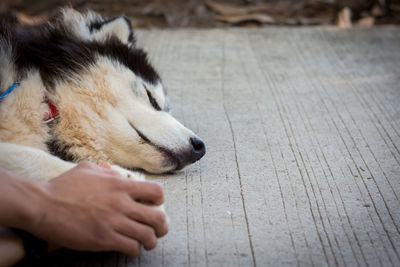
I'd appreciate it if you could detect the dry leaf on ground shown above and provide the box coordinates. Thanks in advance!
[216,13,275,24]
[205,0,270,15]
[338,7,352,28]
[16,12,45,24]
[356,16,375,27]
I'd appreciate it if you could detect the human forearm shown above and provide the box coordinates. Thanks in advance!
[0,168,47,267]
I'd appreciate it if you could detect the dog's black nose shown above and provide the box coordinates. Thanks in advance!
[189,137,206,162]
[174,137,206,170]
[191,137,205,153]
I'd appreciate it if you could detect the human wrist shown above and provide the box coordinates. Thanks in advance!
[15,179,50,234]
[0,170,47,231]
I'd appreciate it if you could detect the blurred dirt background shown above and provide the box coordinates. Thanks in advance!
[1,0,399,28]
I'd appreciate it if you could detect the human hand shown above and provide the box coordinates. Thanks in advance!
[23,161,168,256]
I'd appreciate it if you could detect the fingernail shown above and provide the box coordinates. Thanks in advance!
[100,162,111,169]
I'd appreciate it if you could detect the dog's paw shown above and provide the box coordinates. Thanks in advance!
[110,165,145,181]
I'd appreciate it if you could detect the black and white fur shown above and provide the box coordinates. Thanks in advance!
[0,8,205,182]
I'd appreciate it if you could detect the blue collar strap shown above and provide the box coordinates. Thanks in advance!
[0,82,20,101]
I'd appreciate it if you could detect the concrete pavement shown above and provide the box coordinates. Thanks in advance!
[46,27,400,267]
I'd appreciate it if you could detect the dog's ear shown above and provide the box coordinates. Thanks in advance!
[90,16,135,46]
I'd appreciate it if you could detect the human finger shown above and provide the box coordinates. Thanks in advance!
[114,217,157,250]
[123,180,164,205]
[122,201,168,237]
[111,233,141,257]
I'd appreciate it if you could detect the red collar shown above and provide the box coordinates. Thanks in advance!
[43,101,59,123]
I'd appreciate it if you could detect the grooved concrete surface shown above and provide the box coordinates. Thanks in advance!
[48,27,400,266]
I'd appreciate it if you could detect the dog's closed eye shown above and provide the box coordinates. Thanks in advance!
[129,121,150,143]
[144,86,161,111]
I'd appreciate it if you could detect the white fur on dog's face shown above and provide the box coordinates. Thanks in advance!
[51,57,200,173]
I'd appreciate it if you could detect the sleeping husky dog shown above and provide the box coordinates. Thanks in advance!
[0,8,205,183]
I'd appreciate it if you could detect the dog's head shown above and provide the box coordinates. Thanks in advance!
[23,9,206,173]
